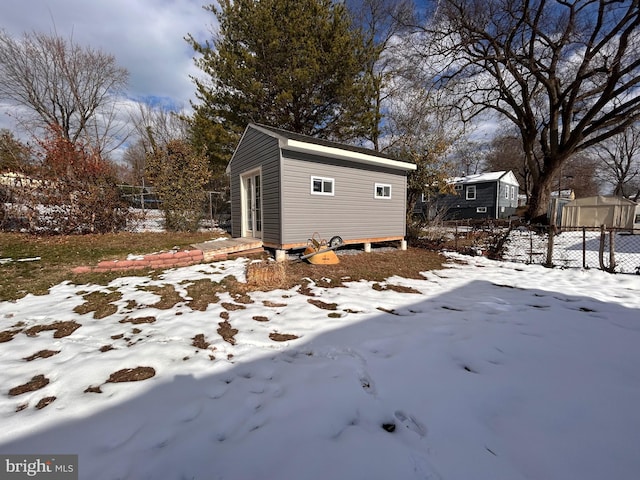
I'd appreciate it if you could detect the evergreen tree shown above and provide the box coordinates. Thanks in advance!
[187,0,372,161]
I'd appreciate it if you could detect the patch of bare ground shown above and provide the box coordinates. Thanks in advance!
[141,285,184,309]
[252,316,269,322]
[84,385,102,394]
[9,375,49,396]
[35,396,56,409]
[99,345,115,352]
[219,311,230,320]
[25,321,81,338]
[283,248,445,288]
[23,350,60,361]
[74,291,122,319]
[231,292,254,304]
[119,316,156,324]
[221,302,246,311]
[307,299,338,310]
[107,367,156,383]
[217,320,238,345]
[184,279,221,311]
[372,283,422,294]
[192,334,210,349]
[0,330,21,343]
[269,332,299,342]
[263,300,287,307]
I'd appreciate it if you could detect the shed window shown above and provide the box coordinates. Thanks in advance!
[504,185,509,199]
[454,184,463,192]
[476,206,487,213]
[311,176,334,196]
[375,183,392,199]
[511,186,516,200]
[466,185,476,200]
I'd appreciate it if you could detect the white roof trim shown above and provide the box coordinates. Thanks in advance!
[283,139,417,171]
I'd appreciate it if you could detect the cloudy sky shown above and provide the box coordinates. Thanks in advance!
[0,0,215,133]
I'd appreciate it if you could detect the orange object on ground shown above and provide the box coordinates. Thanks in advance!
[303,246,340,265]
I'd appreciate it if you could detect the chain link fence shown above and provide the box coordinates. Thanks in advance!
[420,220,640,275]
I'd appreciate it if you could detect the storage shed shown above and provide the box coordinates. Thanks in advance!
[561,196,640,230]
[226,124,417,257]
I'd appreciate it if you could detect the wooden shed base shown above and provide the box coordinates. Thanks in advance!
[265,236,407,262]
[263,236,406,251]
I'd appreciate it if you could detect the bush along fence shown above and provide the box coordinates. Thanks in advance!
[423,221,640,275]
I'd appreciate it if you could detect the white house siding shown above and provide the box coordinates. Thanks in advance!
[280,151,407,245]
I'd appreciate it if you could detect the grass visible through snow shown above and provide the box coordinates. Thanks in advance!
[0,232,222,301]
[0,232,446,303]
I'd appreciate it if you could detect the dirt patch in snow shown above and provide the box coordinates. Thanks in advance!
[23,350,60,361]
[0,330,21,343]
[192,334,210,349]
[217,320,238,345]
[120,316,156,324]
[74,291,122,319]
[307,299,338,310]
[269,332,299,342]
[107,367,156,383]
[25,321,81,338]
[9,375,49,396]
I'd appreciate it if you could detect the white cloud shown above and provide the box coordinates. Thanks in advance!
[0,0,213,117]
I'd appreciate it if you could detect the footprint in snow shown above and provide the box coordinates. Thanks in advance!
[394,410,427,437]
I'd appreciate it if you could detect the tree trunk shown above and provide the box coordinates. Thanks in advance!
[526,170,556,223]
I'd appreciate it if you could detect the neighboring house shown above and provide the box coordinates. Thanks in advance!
[419,171,520,220]
[561,196,640,231]
[226,123,417,258]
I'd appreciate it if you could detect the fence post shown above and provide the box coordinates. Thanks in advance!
[529,230,534,264]
[609,229,616,272]
[582,227,586,269]
[599,225,606,271]
[545,226,555,267]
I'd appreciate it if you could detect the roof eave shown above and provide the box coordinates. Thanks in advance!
[282,139,417,171]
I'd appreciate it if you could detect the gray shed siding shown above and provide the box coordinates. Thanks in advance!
[228,128,281,244]
[280,151,407,245]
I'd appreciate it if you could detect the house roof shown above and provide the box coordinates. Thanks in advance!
[450,171,519,186]
[246,123,417,171]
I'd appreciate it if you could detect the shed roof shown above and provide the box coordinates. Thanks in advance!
[231,123,417,172]
[565,195,638,207]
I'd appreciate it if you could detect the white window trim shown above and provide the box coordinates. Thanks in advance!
[374,183,392,199]
[504,185,509,199]
[466,185,476,200]
[511,185,516,200]
[310,176,335,196]
[476,206,487,213]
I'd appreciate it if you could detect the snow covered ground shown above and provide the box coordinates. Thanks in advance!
[1,253,639,480]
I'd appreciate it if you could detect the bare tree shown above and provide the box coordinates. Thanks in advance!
[591,123,640,199]
[415,0,640,221]
[0,30,129,154]
[347,0,414,150]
